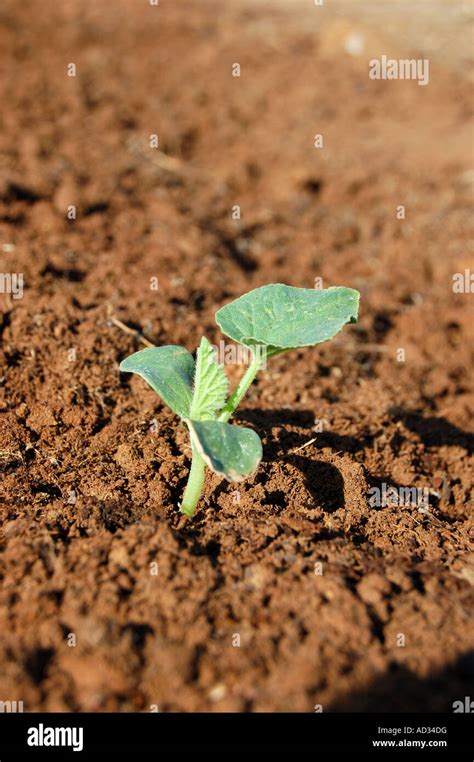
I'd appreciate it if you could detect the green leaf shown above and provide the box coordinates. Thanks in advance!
[190,337,229,421]
[215,284,359,354]
[119,345,194,419]
[186,419,262,482]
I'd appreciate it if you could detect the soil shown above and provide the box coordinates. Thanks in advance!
[0,0,473,713]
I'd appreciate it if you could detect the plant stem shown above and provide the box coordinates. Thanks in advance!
[181,354,262,517]
[218,354,262,423]
[180,443,206,517]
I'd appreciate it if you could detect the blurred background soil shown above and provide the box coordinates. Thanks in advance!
[0,0,473,711]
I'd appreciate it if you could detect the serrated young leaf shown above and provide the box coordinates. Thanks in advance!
[187,419,262,481]
[190,337,229,420]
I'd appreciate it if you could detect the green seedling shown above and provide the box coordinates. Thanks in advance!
[119,283,359,517]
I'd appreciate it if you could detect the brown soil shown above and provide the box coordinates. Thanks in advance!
[0,0,473,712]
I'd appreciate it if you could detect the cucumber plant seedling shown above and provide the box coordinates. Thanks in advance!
[119,284,359,517]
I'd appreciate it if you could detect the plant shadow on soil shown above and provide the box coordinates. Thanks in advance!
[327,649,474,712]
[390,407,474,455]
[238,406,474,456]
[234,407,355,514]
[234,406,474,521]
[236,407,374,458]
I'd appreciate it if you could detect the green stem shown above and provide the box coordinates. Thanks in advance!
[218,354,262,423]
[180,443,206,517]
[181,353,263,516]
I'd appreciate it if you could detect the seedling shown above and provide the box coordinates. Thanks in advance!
[119,284,359,517]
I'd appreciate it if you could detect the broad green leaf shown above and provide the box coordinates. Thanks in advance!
[190,337,229,421]
[215,284,359,353]
[187,419,262,482]
[119,346,194,419]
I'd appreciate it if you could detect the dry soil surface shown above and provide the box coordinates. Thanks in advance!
[0,0,473,711]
